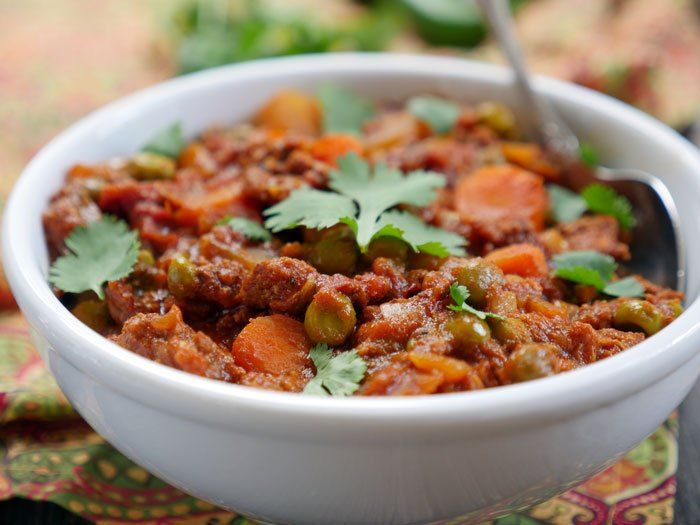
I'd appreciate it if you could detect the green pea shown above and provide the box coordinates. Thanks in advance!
[614,299,664,336]
[167,256,197,297]
[72,299,112,333]
[304,290,356,345]
[447,311,491,348]
[476,102,516,137]
[491,317,532,345]
[366,237,410,263]
[128,152,176,180]
[137,249,155,266]
[309,238,358,275]
[456,259,504,307]
[506,343,559,383]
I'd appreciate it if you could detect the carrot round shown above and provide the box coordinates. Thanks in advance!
[232,314,312,375]
[485,243,548,278]
[254,90,321,135]
[310,134,363,166]
[501,142,561,180]
[455,165,548,231]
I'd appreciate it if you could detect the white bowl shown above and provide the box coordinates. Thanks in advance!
[4,54,700,525]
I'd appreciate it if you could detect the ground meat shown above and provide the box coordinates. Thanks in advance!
[112,306,242,382]
[241,257,317,314]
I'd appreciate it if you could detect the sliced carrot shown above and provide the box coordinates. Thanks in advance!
[232,314,312,375]
[455,165,549,231]
[408,352,470,383]
[254,90,321,136]
[310,134,363,166]
[501,142,561,181]
[485,243,548,278]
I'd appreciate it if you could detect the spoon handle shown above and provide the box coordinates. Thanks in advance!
[476,0,580,158]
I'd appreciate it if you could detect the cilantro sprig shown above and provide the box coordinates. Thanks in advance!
[448,283,505,320]
[552,250,644,298]
[317,84,375,135]
[408,96,460,134]
[303,344,366,396]
[217,217,272,241]
[142,122,186,158]
[547,183,635,229]
[264,153,466,256]
[49,216,140,299]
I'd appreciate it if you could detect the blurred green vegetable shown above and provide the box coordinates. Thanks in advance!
[400,0,527,48]
[172,0,403,74]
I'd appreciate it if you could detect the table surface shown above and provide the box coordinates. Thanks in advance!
[1,379,698,523]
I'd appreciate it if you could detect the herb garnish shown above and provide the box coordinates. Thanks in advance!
[49,216,140,299]
[552,250,644,298]
[408,96,460,134]
[578,142,599,168]
[448,283,505,320]
[142,122,186,158]
[264,153,466,256]
[303,344,366,396]
[217,217,272,241]
[581,184,635,230]
[547,183,635,229]
[317,84,375,135]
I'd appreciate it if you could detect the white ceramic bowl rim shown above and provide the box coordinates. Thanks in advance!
[5,53,700,427]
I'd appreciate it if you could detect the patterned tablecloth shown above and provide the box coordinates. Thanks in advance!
[0,1,682,523]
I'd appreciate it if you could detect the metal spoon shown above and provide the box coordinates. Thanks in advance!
[476,0,685,292]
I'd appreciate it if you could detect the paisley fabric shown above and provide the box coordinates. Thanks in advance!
[0,1,680,523]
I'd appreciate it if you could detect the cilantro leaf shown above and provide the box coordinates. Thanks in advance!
[217,217,272,241]
[142,122,185,158]
[374,210,466,257]
[552,250,643,298]
[264,153,460,256]
[318,84,375,135]
[547,184,587,223]
[602,276,645,298]
[264,188,356,233]
[447,283,505,320]
[48,216,140,300]
[303,344,366,396]
[329,153,445,249]
[581,183,635,230]
[408,96,460,134]
[547,182,635,230]
[578,142,599,168]
[552,250,616,290]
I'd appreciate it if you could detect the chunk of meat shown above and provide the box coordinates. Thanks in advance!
[455,165,549,231]
[556,215,630,261]
[242,257,317,314]
[231,314,312,377]
[43,183,102,255]
[112,306,242,382]
[105,265,172,325]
